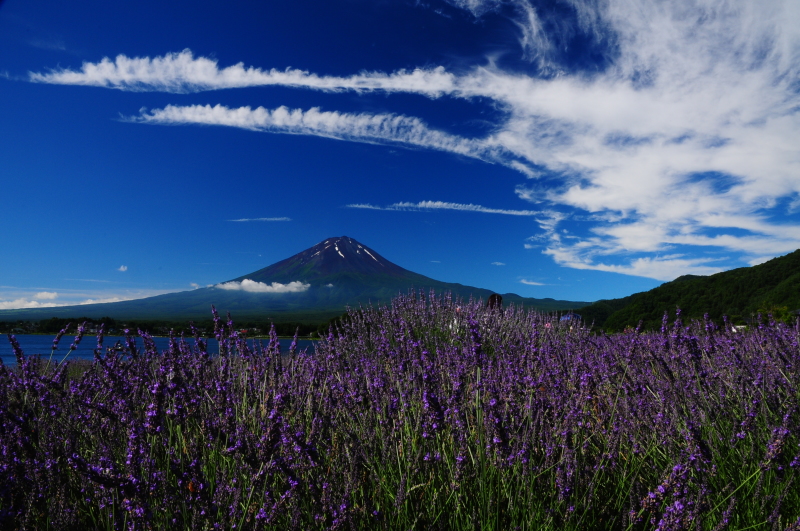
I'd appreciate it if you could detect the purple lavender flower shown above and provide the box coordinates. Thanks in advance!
[7,333,24,363]
[52,322,72,351]
[69,321,87,351]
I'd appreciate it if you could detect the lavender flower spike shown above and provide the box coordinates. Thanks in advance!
[7,333,24,364]
[59,321,87,364]
[52,322,72,352]
[69,321,88,351]
[94,323,106,357]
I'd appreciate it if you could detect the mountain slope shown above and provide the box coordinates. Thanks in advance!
[577,250,800,330]
[0,236,589,322]
[236,237,414,282]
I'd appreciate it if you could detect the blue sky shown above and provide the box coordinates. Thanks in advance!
[1,0,799,310]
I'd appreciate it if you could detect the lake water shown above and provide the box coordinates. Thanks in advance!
[1,334,317,366]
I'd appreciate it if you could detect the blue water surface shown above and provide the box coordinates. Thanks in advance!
[1,334,316,366]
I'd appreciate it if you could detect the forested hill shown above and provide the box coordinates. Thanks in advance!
[576,249,800,331]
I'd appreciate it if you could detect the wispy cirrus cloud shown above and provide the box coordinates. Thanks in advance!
[347,201,539,216]
[29,49,459,95]
[228,217,291,222]
[28,0,800,280]
[29,39,67,52]
[215,279,310,293]
[520,279,546,286]
[131,104,503,162]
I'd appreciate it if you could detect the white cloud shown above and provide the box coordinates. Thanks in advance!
[34,291,58,300]
[228,217,291,222]
[747,256,776,267]
[325,283,334,288]
[118,265,128,272]
[346,200,540,216]
[511,1,553,67]
[346,203,383,210]
[0,294,134,309]
[190,282,200,289]
[0,298,60,310]
[542,244,727,280]
[215,279,310,293]
[491,262,505,266]
[30,0,800,279]
[30,49,459,96]
[443,0,503,17]
[77,297,129,305]
[29,39,67,52]
[520,279,546,286]
[0,287,179,310]
[132,104,502,163]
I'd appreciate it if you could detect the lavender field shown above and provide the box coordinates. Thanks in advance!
[1,294,799,530]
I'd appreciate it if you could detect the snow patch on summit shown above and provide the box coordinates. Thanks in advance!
[363,248,381,265]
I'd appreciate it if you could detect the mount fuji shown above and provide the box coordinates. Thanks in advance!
[0,237,588,322]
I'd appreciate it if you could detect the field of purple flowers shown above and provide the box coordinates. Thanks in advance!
[1,292,799,530]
